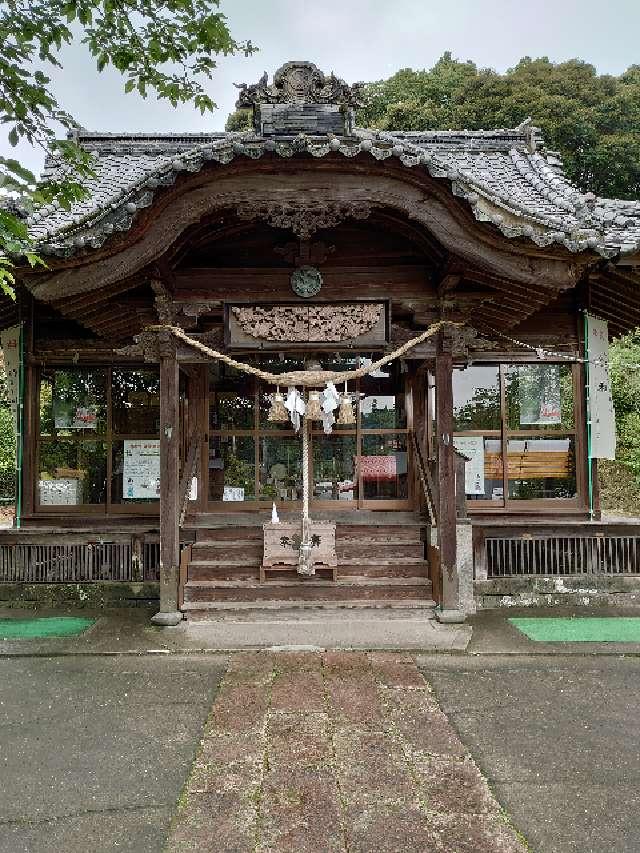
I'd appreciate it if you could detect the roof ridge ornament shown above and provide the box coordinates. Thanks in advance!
[235,61,364,109]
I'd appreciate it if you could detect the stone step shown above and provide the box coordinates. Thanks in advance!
[183,576,432,603]
[182,598,437,621]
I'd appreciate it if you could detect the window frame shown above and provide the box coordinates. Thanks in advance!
[35,365,161,515]
[451,360,586,513]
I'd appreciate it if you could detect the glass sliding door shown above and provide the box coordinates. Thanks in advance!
[451,361,583,512]
[206,355,412,511]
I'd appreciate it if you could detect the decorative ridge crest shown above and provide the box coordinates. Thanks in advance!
[235,61,364,109]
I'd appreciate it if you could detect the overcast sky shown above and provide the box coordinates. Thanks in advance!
[5,0,640,177]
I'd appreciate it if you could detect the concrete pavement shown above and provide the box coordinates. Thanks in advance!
[0,655,226,853]
[419,653,640,853]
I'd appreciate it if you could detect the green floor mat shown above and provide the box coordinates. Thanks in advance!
[510,616,640,643]
[0,617,95,639]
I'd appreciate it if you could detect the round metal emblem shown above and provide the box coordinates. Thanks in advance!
[291,266,322,298]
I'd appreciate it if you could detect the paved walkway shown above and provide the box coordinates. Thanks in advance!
[420,653,640,853]
[166,651,525,852]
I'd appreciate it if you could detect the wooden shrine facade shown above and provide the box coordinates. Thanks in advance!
[3,61,640,620]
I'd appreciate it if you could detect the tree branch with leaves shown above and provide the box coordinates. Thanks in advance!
[0,0,255,295]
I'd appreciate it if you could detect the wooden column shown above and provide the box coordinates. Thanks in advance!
[435,340,463,622]
[152,334,182,625]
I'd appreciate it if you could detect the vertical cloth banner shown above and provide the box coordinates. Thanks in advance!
[0,325,21,433]
[586,313,616,460]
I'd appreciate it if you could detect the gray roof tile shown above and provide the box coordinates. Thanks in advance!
[27,126,640,259]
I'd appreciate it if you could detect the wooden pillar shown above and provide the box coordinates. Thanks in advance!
[435,340,464,622]
[152,334,182,625]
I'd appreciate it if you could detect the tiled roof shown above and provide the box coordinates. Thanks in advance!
[25,124,640,259]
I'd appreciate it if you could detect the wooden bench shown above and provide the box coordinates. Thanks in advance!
[484,451,570,480]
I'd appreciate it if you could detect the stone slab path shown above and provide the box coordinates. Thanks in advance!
[166,652,526,852]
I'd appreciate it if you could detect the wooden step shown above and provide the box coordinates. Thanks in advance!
[338,562,430,578]
[188,564,261,582]
[191,541,263,560]
[336,543,425,560]
[193,526,262,542]
[183,576,432,604]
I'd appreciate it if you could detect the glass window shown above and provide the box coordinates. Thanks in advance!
[210,390,255,431]
[40,369,106,436]
[38,441,107,505]
[360,434,408,500]
[209,363,254,430]
[507,436,577,500]
[112,369,160,435]
[360,361,406,429]
[453,366,500,431]
[505,364,574,431]
[259,389,292,431]
[208,436,256,502]
[259,436,302,501]
[313,435,357,501]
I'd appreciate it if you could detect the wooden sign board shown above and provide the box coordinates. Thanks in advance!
[225,300,389,350]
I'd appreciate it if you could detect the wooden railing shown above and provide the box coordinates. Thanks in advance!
[411,430,438,527]
[473,521,640,579]
[0,531,161,583]
[178,430,200,526]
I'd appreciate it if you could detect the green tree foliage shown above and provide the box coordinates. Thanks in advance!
[609,333,640,478]
[358,52,640,200]
[0,0,255,293]
[225,108,252,132]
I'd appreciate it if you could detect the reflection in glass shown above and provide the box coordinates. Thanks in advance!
[210,390,254,431]
[360,434,408,500]
[38,441,107,505]
[360,361,406,429]
[453,366,500,431]
[260,436,302,501]
[40,369,106,436]
[507,436,577,500]
[505,364,574,431]
[313,435,357,501]
[208,436,255,502]
[111,369,160,435]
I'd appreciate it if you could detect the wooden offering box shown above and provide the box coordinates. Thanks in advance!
[262,520,337,581]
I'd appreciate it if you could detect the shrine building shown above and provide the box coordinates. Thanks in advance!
[3,61,640,624]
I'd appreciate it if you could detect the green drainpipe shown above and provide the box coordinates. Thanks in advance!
[15,322,24,529]
[584,311,594,518]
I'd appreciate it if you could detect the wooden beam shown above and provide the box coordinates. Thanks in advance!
[152,334,182,625]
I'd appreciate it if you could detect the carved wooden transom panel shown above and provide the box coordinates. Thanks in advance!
[230,303,384,343]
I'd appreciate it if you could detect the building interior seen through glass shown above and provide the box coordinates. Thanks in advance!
[208,356,409,505]
[38,368,161,507]
[452,363,578,505]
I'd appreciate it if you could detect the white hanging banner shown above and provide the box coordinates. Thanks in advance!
[586,313,616,460]
[0,325,21,434]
